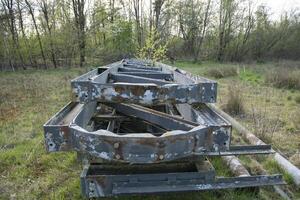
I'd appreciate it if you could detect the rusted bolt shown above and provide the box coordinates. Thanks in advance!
[115,154,121,160]
[159,155,164,160]
[114,142,119,149]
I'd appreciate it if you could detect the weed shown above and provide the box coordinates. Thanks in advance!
[295,95,300,104]
[223,84,245,116]
[264,158,294,185]
[249,105,282,143]
[265,68,300,90]
[205,66,237,79]
[239,69,262,84]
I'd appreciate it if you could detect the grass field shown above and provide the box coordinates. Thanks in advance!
[0,61,299,199]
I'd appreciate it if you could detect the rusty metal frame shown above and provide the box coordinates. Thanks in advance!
[43,59,284,197]
[44,101,274,164]
[71,59,217,105]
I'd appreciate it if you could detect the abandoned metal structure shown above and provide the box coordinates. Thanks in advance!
[44,59,284,197]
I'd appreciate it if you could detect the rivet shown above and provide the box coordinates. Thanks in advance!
[115,154,121,159]
[159,155,164,160]
[114,142,119,149]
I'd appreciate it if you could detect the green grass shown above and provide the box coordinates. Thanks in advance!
[1,61,300,199]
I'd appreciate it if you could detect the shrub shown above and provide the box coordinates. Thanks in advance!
[265,68,300,90]
[295,95,300,104]
[137,29,167,62]
[250,106,282,143]
[205,66,237,79]
[223,84,245,116]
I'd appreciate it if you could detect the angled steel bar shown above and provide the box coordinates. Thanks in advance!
[118,67,162,73]
[80,161,284,197]
[116,72,174,80]
[110,103,198,131]
[123,64,162,71]
[109,73,171,85]
[112,175,284,195]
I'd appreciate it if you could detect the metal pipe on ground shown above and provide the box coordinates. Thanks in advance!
[249,158,292,200]
[222,156,250,176]
[208,103,300,187]
[222,156,291,200]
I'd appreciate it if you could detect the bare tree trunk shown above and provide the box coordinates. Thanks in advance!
[72,0,85,67]
[133,0,142,47]
[109,0,115,23]
[154,0,164,30]
[25,0,47,69]
[40,0,57,68]
[0,26,14,71]
[2,0,26,69]
[16,0,35,68]
[194,0,211,62]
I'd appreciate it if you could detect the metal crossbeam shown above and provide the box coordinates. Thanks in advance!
[109,73,171,85]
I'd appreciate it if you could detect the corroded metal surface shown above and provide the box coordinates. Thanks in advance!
[71,59,217,105]
[80,162,284,197]
[44,101,274,163]
[43,59,284,197]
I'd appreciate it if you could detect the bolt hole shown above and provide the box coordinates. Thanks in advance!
[49,143,54,147]
[224,142,227,145]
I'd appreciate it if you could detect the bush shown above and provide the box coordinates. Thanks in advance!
[295,95,300,104]
[205,66,237,79]
[223,84,245,116]
[137,29,167,62]
[265,68,300,90]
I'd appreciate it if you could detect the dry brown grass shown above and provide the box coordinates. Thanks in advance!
[265,68,300,90]
[222,84,245,116]
[205,66,238,79]
[249,105,283,143]
[295,95,300,104]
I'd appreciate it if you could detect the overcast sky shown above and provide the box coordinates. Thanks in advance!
[260,0,300,19]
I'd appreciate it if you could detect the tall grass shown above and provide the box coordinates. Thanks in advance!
[205,66,238,79]
[265,68,300,90]
[223,84,245,116]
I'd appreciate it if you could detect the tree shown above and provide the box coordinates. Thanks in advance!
[138,29,167,62]
[25,0,47,68]
[1,0,25,69]
[40,0,57,68]
[177,0,212,62]
[217,0,238,61]
[72,0,86,67]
